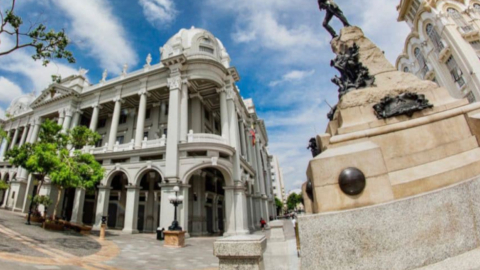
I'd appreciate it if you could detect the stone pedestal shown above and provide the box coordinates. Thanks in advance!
[269,220,285,242]
[164,230,186,248]
[214,235,267,270]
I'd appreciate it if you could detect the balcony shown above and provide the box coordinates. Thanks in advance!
[187,131,227,145]
[142,135,166,149]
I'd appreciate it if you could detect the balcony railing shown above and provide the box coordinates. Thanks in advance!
[114,140,134,152]
[142,135,166,149]
[187,130,227,144]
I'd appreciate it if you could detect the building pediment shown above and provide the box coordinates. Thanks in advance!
[30,84,79,109]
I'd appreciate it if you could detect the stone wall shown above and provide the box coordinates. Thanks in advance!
[298,176,480,270]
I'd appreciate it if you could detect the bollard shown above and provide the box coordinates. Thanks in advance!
[100,224,106,240]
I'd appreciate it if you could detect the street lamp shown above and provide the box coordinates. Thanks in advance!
[168,186,184,231]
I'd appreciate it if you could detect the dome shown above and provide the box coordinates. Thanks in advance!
[161,26,231,68]
[6,93,35,117]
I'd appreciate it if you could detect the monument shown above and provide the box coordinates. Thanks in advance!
[299,2,480,269]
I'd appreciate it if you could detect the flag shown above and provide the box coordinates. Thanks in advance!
[250,125,256,146]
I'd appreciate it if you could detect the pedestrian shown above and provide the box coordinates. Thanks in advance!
[260,217,267,232]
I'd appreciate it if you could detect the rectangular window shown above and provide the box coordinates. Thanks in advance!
[97,118,107,129]
[200,46,214,54]
[446,56,465,87]
[146,109,151,119]
[143,132,149,139]
[95,139,103,148]
[204,109,210,121]
[119,114,127,124]
[116,136,124,144]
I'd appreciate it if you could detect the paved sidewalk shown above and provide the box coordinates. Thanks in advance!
[0,209,218,270]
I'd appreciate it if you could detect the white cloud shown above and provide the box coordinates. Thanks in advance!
[55,0,138,74]
[139,0,177,27]
[269,69,315,87]
[0,77,24,105]
[0,36,77,94]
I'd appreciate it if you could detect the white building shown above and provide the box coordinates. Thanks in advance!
[0,27,277,236]
[396,0,480,103]
[268,155,286,211]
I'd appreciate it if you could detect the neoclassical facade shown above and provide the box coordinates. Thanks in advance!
[0,27,277,236]
[396,0,480,102]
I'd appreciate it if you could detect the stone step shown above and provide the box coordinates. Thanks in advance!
[415,248,480,270]
[390,148,480,198]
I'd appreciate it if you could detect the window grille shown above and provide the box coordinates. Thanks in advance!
[414,47,429,78]
[200,46,214,54]
[446,56,465,87]
[426,24,444,53]
[466,91,476,103]
[447,8,474,33]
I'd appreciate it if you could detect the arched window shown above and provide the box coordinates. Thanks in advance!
[446,56,465,87]
[414,47,429,78]
[403,66,409,73]
[447,8,474,32]
[426,24,444,53]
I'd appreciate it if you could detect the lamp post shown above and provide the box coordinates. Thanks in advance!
[168,186,184,231]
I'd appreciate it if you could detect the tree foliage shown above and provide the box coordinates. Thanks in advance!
[275,197,283,209]
[0,0,75,66]
[6,119,104,218]
[287,193,303,210]
[0,180,9,190]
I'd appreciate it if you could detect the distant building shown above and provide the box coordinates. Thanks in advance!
[268,155,286,211]
[0,27,277,236]
[396,0,480,102]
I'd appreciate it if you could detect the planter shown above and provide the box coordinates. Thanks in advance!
[43,221,65,231]
[25,214,45,223]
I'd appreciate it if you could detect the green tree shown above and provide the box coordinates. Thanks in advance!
[0,0,75,66]
[275,197,284,215]
[6,119,104,219]
[287,193,303,211]
[0,179,9,190]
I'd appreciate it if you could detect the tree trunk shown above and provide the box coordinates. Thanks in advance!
[53,186,63,220]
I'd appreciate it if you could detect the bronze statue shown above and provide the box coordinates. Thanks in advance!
[318,0,350,38]
[307,138,321,157]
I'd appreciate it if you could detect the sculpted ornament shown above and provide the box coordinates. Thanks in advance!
[330,43,375,98]
[373,92,433,119]
[168,77,181,90]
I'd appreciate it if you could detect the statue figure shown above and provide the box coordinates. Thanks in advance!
[318,0,350,38]
[307,137,321,157]
[122,63,128,76]
[146,53,152,66]
[330,43,375,97]
[101,69,108,82]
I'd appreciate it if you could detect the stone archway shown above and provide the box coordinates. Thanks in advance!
[187,167,227,237]
[107,172,128,230]
[136,170,162,233]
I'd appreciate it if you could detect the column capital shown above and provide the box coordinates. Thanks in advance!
[92,103,104,110]
[64,108,75,117]
[181,78,191,87]
[58,109,65,118]
[168,76,182,90]
[113,97,125,103]
[138,89,151,96]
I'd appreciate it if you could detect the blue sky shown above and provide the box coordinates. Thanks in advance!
[0,0,410,193]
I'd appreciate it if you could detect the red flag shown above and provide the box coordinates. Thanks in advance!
[250,126,256,146]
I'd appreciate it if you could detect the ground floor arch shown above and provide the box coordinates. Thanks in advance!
[107,172,128,230]
[136,169,163,233]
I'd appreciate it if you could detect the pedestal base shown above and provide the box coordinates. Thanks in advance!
[163,230,186,248]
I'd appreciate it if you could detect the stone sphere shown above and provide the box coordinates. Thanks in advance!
[306,179,314,201]
[338,167,366,196]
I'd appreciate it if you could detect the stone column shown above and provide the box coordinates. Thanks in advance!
[107,98,123,151]
[234,184,250,235]
[62,109,73,132]
[179,185,189,234]
[18,126,28,147]
[123,186,140,234]
[239,121,247,159]
[70,110,81,129]
[9,128,20,150]
[135,89,148,149]
[158,185,176,230]
[223,186,236,236]
[57,110,65,126]
[248,192,256,231]
[94,186,111,230]
[0,138,8,161]
[70,188,86,224]
[190,94,203,133]
[179,80,189,143]
[218,88,230,144]
[89,105,101,132]
[159,101,167,124]
[25,124,34,144]
[246,128,254,164]
[165,76,181,181]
